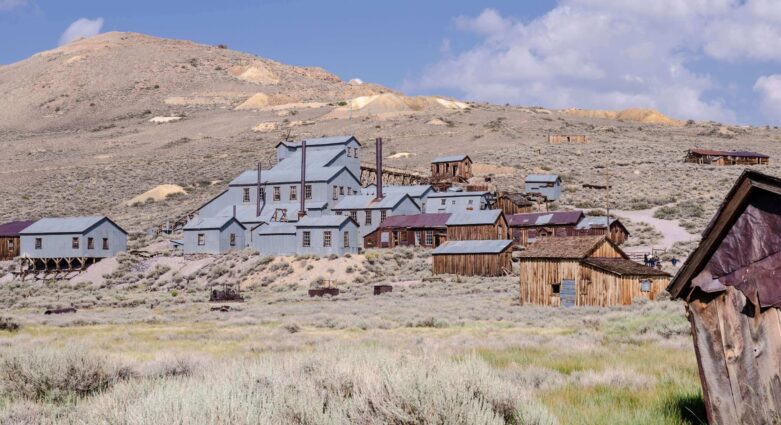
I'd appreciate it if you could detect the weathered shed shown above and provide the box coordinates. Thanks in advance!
[548,134,587,144]
[574,216,630,245]
[446,210,509,241]
[519,236,669,307]
[432,239,513,276]
[183,216,246,254]
[0,220,34,260]
[295,215,359,256]
[685,148,769,166]
[667,170,781,424]
[430,154,473,181]
[363,213,450,249]
[507,210,584,246]
[495,193,535,215]
[524,174,562,201]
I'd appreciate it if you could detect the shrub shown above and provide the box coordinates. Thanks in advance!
[0,317,21,332]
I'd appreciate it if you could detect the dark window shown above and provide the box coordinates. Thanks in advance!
[273,186,281,201]
[380,210,387,223]
[102,238,109,250]
[305,185,312,200]
[440,199,446,206]
[230,233,236,246]
[350,211,358,223]
[365,210,372,225]
[197,234,205,246]
[323,231,332,247]
[35,238,42,249]
[87,237,94,249]
[72,237,79,249]
[7,240,14,250]
[343,231,350,247]
[425,231,433,245]
[290,186,297,201]
[243,188,251,203]
[303,231,311,247]
[332,186,339,200]
[552,283,561,294]
[340,186,345,195]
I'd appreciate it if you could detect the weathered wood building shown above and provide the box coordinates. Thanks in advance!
[519,236,669,307]
[685,148,769,166]
[430,154,473,182]
[667,170,781,424]
[548,134,587,144]
[363,213,450,249]
[507,211,585,247]
[0,220,34,260]
[446,210,509,241]
[574,216,630,245]
[432,239,513,276]
[524,174,562,201]
[495,192,535,215]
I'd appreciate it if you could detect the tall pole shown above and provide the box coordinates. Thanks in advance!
[299,140,307,219]
[256,161,262,217]
[605,156,611,229]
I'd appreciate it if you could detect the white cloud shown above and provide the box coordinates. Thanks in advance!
[754,75,781,121]
[415,0,781,123]
[59,17,104,46]
[0,0,28,11]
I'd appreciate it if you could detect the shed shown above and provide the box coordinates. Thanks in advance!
[574,216,630,245]
[251,222,297,255]
[524,174,562,201]
[432,239,513,276]
[495,192,535,215]
[183,216,246,255]
[446,210,509,241]
[363,213,450,249]
[295,215,359,256]
[548,134,587,144]
[430,154,473,181]
[507,210,584,246]
[519,236,669,307]
[667,170,781,424]
[685,148,769,166]
[0,220,34,260]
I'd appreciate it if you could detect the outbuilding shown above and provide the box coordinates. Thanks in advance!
[684,148,769,166]
[432,239,513,276]
[0,220,34,260]
[574,216,630,245]
[495,192,535,215]
[363,213,450,249]
[507,210,584,247]
[446,210,509,241]
[295,215,359,256]
[430,154,473,181]
[524,174,562,201]
[183,216,246,254]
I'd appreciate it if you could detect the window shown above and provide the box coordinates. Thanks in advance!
[332,186,339,200]
[72,237,79,249]
[440,199,446,206]
[35,238,42,249]
[340,186,345,195]
[552,283,561,294]
[365,210,372,225]
[7,239,14,251]
[380,210,387,223]
[243,188,250,203]
[345,147,351,157]
[350,211,358,222]
[273,186,281,201]
[323,231,332,247]
[468,199,474,205]
[451,200,456,205]
[343,231,350,247]
[303,231,311,247]
[87,237,94,249]
[230,233,236,246]
[305,185,312,200]
[640,279,651,293]
[497,226,504,239]
[425,231,433,245]
[102,238,109,250]
[290,186,297,201]
[197,233,205,246]
[336,210,343,215]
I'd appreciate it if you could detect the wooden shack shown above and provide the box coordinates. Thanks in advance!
[685,148,769,166]
[574,216,630,245]
[430,154,473,182]
[507,211,584,247]
[446,210,509,241]
[667,170,781,424]
[496,192,535,215]
[548,134,587,144]
[432,239,513,276]
[363,213,450,249]
[519,236,669,307]
[0,220,34,260]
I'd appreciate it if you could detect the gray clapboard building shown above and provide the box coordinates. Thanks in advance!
[424,191,492,213]
[361,184,434,212]
[295,215,359,256]
[332,193,421,239]
[251,222,297,255]
[183,216,246,255]
[524,174,562,201]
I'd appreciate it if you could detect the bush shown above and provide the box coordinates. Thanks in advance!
[0,317,21,332]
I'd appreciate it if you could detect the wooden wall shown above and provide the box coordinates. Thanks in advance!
[496,198,534,215]
[687,287,781,424]
[431,159,473,180]
[549,134,587,144]
[573,225,629,246]
[519,258,580,306]
[447,217,508,241]
[364,228,446,249]
[433,250,512,276]
[0,236,20,260]
[510,225,580,247]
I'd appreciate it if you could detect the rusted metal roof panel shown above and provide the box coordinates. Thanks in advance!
[507,211,584,227]
[377,213,451,228]
[0,220,35,237]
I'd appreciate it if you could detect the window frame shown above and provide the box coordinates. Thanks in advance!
[72,237,80,249]
[243,188,251,203]
[332,185,339,201]
[302,231,311,247]
[102,238,109,250]
[425,230,433,246]
[343,231,350,247]
[380,210,387,223]
[305,185,312,200]
[229,233,236,247]
[289,185,297,201]
[35,238,42,249]
[273,186,281,202]
[197,233,205,246]
[365,210,372,225]
[87,237,94,250]
[323,231,332,247]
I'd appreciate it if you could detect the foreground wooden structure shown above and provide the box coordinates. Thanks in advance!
[668,170,781,424]
[0,220,34,260]
[495,193,535,215]
[363,213,449,249]
[685,148,769,166]
[432,240,513,276]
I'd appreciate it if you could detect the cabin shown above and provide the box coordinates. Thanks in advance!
[363,213,450,249]
[667,170,781,424]
[430,154,473,182]
[295,215,359,256]
[333,193,421,240]
[507,211,585,247]
[519,236,669,307]
[361,184,434,212]
[685,148,769,166]
[495,193,535,215]
[19,216,128,272]
[548,134,587,144]
[574,216,630,245]
[424,191,492,213]
[446,210,509,241]
[251,222,297,255]
[432,239,513,276]
[183,216,246,254]
[524,174,562,201]
[0,220,34,260]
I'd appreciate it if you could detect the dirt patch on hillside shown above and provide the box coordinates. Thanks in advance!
[563,108,683,126]
[473,163,516,176]
[127,185,186,206]
[229,62,280,85]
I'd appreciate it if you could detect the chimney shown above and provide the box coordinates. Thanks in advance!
[233,205,236,218]
[375,137,383,200]
[256,161,262,217]
[298,140,307,219]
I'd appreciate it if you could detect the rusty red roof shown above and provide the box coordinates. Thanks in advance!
[378,213,451,228]
[507,211,584,227]
[0,220,36,237]
[689,148,769,158]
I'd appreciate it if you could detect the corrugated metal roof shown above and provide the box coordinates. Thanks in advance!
[333,193,411,210]
[361,184,433,198]
[525,174,560,183]
[255,222,296,235]
[377,213,451,228]
[296,215,353,228]
[278,135,357,148]
[428,191,488,198]
[689,148,769,158]
[447,209,502,226]
[582,258,670,277]
[184,216,245,231]
[575,216,616,230]
[20,216,117,235]
[518,236,614,259]
[507,211,583,227]
[230,147,352,185]
[0,220,35,237]
[217,202,328,224]
[431,154,470,163]
[432,239,513,255]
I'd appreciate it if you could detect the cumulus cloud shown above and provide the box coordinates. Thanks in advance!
[59,17,104,46]
[415,0,781,123]
[0,0,28,11]
[754,75,781,120]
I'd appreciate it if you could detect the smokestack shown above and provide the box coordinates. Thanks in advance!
[256,161,262,217]
[298,140,307,219]
[233,205,236,218]
[375,137,383,200]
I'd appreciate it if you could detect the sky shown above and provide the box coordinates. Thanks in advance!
[1,0,781,125]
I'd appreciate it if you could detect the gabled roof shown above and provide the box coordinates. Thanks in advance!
[668,170,781,301]
[230,162,356,186]
[275,135,359,149]
[255,222,296,235]
[689,148,769,159]
[333,193,415,210]
[20,216,127,235]
[433,239,513,255]
[582,258,670,277]
[525,174,561,183]
[498,193,534,207]
[431,154,471,164]
[184,216,246,231]
[361,184,433,198]
[296,215,356,228]
[377,213,451,229]
[518,236,627,259]
[218,202,328,224]
[507,211,584,227]
[428,191,488,198]
[446,209,503,226]
[0,220,35,237]
[576,216,629,235]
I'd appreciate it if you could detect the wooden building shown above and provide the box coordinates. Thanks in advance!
[685,148,769,166]
[430,154,473,182]
[667,170,781,424]
[574,216,630,245]
[363,213,450,249]
[519,236,669,307]
[446,210,509,241]
[507,211,584,247]
[548,134,587,144]
[495,192,535,215]
[432,239,513,276]
[0,220,34,260]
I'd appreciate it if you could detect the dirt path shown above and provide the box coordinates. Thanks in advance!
[612,206,696,250]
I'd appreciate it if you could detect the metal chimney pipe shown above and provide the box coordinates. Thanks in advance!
[298,140,307,219]
[375,137,383,200]
[256,161,262,217]
[233,205,236,218]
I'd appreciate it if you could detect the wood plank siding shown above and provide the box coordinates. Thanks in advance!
[447,217,509,241]
[0,236,20,260]
[364,228,446,249]
[496,195,535,215]
[433,250,512,276]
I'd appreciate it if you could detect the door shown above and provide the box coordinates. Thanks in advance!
[561,279,576,308]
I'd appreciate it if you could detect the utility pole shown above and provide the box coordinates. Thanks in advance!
[604,155,611,228]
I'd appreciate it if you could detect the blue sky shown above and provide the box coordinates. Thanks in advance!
[2,0,781,125]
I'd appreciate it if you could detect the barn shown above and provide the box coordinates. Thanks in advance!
[574,216,630,245]
[507,210,584,247]
[524,174,562,201]
[430,154,473,182]
[432,239,513,276]
[183,216,246,254]
[0,220,34,260]
[363,213,450,249]
[685,148,770,166]
[667,170,781,424]
[446,210,509,241]
[495,192,535,215]
[519,236,669,307]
